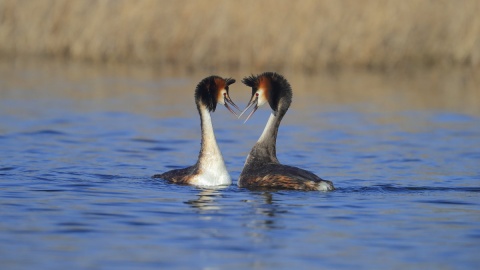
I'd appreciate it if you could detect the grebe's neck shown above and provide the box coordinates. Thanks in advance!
[194,104,231,186]
[198,106,222,159]
[248,109,286,164]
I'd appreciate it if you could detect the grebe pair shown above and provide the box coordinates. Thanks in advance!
[152,73,334,191]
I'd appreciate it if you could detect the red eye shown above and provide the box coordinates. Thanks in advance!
[256,93,259,96]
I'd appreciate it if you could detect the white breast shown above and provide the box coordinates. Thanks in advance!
[191,155,231,186]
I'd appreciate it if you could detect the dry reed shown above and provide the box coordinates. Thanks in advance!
[1,0,479,71]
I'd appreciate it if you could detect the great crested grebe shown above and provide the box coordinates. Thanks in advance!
[153,76,239,186]
[238,72,334,191]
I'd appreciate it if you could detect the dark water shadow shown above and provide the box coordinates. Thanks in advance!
[18,129,68,136]
[241,191,288,230]
[337,184,480,194]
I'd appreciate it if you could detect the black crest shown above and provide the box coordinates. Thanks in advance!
[195,76,236,112]
[242,72,292,113]
[242,74,258,88]
[225,77,236,87]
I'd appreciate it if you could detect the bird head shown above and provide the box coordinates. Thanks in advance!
[240,72,292,122]
[195,76,239,115]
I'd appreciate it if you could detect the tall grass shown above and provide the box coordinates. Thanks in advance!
[1,0,479,70]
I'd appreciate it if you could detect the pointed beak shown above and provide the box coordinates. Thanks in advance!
[224,93,240,117]
[239,94,259,123]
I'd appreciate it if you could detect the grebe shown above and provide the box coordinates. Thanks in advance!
[238,72,334,191]
[153,76,239,186]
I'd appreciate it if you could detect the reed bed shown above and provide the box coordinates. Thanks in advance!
[1,0,479,71]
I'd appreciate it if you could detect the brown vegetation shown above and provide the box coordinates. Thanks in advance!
[1,0,479,71]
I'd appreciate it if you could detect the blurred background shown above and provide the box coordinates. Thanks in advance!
[1,0,479,114]
[1,0,480,71]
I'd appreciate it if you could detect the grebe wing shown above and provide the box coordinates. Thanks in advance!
[240,163,329,190]
[152,165,197,185]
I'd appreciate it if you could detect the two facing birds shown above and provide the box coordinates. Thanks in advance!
[153,72,335,192]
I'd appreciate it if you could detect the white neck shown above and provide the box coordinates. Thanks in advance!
[192,106,231,186]
[258,113,277,143]
[243,112,280,166]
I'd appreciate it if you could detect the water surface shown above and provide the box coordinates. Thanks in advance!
[1,60,479,269]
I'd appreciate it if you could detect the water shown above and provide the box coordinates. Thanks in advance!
[1,60,480,269]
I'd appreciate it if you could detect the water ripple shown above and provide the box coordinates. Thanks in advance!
[21,129,67,136]
[417,199,477,205]
[339,184,480,194]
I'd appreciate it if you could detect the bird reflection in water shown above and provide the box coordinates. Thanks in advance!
[184,188,222,212]
[249,192,286,230]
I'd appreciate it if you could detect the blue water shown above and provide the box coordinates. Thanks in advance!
[1,61,480,269]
